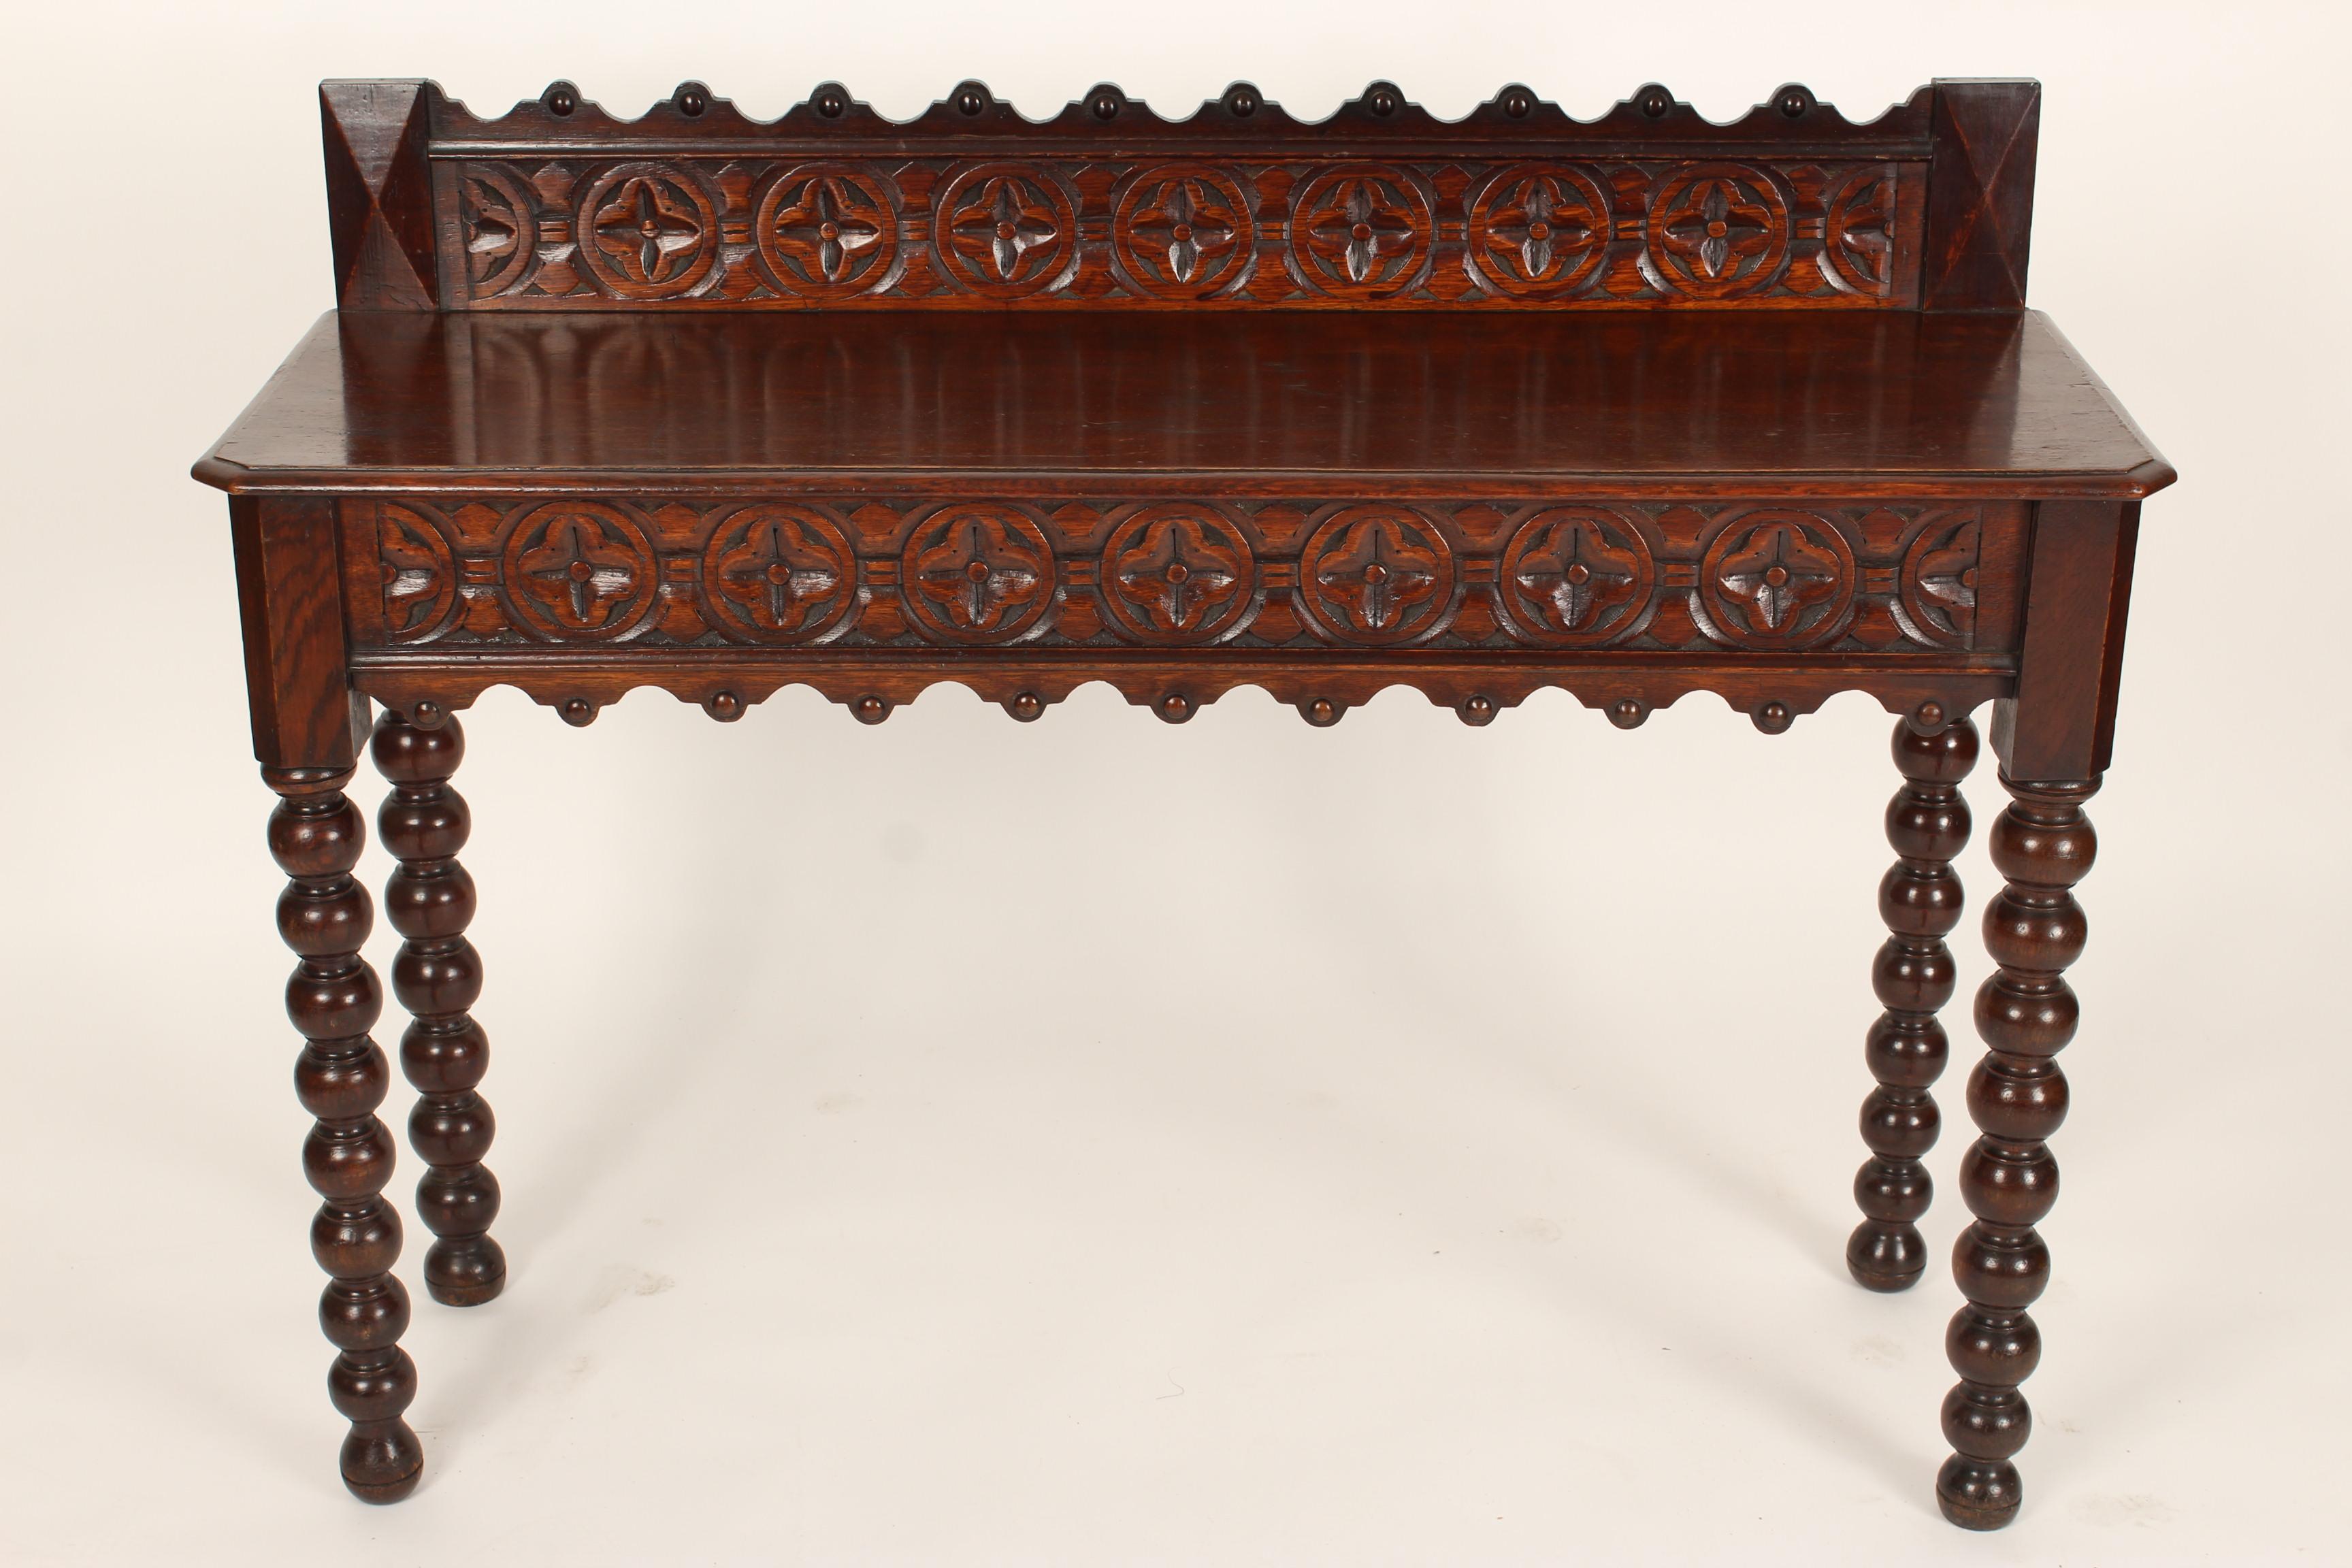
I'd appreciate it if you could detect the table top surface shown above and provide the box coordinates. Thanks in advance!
[196,308,2170,500]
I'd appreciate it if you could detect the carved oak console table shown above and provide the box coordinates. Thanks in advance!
[195,75,2170,1529]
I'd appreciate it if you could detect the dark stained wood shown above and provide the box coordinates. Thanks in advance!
[1848,709,1978,1291]
[366,78,1948,314]
[201,75,2167,1526]
[270,764,423,1503]
[1939,774,2097,1529]
[372,711,506,1307]
[229,495,370,768]
[321,82,441,311]
[196,309,2170,498]
[1923,80,2039,312]
[1993,500,2142,780]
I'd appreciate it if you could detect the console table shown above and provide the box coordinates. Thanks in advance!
[194,74,2170,1530]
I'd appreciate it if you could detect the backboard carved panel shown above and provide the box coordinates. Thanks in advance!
[387,78,1960,311]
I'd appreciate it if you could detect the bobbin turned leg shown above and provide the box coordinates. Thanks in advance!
[270,765,423,1503]
[1847,710,1978,1290]
[1936,775,2097,1529]
[373,710,506,1306]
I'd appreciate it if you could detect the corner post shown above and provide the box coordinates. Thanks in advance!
[1938,498,2137,1528]
[1923,79,2040,310]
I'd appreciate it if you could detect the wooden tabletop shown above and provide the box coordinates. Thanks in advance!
[196,308,2170,500]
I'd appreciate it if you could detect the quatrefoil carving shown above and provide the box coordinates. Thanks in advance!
[1288,165,1435,299]
[700,504,859,643]
[1099,506,1256,644]
[1499,508,1654,644]
[932,165,1079,298]
[1698,510,1857,648]
[1296,506,1456,644]
[576,164,719,299]
[755,165,900,298]
[1467,166,1614,298]
[901,505,1058,641]
[500,502,660,640]
[1645,163,1791,299]
[1112,165,1256,299]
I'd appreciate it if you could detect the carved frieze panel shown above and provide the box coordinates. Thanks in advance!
[445,152,1918,309]
[349,497,2021,657]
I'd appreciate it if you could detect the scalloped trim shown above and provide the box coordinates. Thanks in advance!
[399,77,1938,145]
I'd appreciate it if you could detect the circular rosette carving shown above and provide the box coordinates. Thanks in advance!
[1644,163,1791,299]
[699,504,859,644]
[1296,506,1457,645]
[1498,507,1654,646]
[1897,511,1981,649]
[499,502,659,641]
[1697,510,1857,649]
[1098,506,1257,644]
[378,502,461,643]
[900,504,1058,643]
[754,164,901,299]
[1111,165,1256,300]
[1287,165,1435,299]
[1822,165,1897,297]
[577,163,719,299]
[1465,165,1613,299]
[931,164,1080,299]
[458,165,534,299]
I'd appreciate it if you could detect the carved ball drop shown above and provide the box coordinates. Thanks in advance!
[1755,700,1793,734]
[1461,695,1497,726]
[815,85,848,118]
[544,82,578,116]
[1009,692,1044,722]
[853,696,889,724]
[1306,699,1339,726]
[1158,693,1193,723]
[409,700,445,731]
[676,82,710,117]
[1610,698,1648,729]
[1224,84,1260,117]
[1090,90,1120,120]
[1915,699,1947,731]
[559,698,595,726]
[1367,84,1400,116]
[1638,85,1671,118]
[1777,85,1814,118]
[955,85,986,116]
[1501,87,1533,118]
[705,691,744,723]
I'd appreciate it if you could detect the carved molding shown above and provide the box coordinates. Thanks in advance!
[353,497,2012,657]
[448,152,1916,309]
[404,78,1949,310]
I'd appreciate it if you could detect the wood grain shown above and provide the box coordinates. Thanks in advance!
[199,70,2166,1529]
[197,310,2172,499]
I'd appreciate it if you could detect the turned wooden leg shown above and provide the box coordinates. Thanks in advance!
[270,765,423,1503]
[1847,711,1978,1290]
[1936,774,2097,1529]
[373,711,507,1307]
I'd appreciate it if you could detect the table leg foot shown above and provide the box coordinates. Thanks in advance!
[1936,1454,2021,1529]
[376,710,508,1309]
[1846,710,1976,1292]
[336,1348,425,1502]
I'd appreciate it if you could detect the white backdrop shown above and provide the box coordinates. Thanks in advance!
[3,2,2345,1562]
